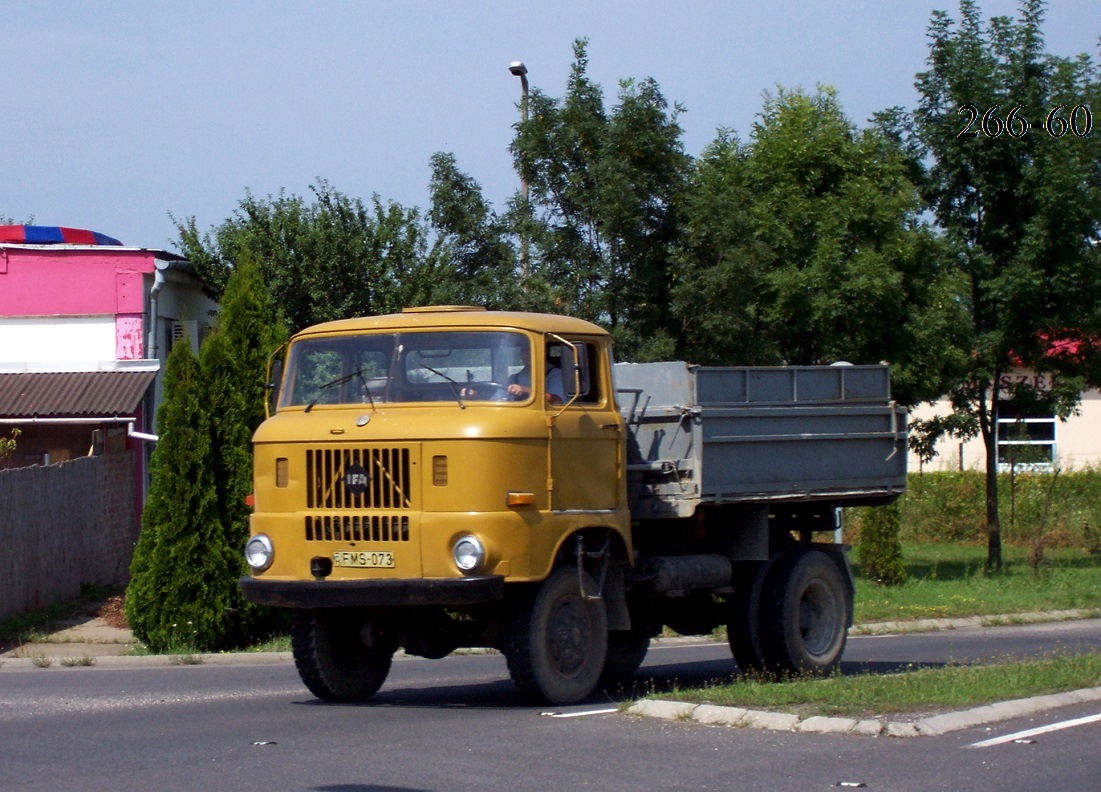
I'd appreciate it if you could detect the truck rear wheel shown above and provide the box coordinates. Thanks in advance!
[726,559,776,674]
[291,609,395,703]
[503,566,608,705]
[760,550,848,676]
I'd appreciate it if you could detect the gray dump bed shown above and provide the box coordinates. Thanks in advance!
[615,362,908,519]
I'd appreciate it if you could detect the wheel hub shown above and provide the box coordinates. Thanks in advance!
[548,598,591,675]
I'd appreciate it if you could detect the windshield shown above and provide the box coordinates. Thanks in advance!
[278,330,531,409]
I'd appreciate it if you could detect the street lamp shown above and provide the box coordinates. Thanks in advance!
[509,61,529,116]
[509,61,530,275]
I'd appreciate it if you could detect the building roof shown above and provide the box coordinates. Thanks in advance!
[0,225,123,246]
[0,369,158,420]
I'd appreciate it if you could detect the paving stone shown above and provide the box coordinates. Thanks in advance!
[797,716,859,734]
[886,721,920,738]
[693,704,749,726]
[853,719,885,736]
[628,700,698,721]
[741,709,800,731]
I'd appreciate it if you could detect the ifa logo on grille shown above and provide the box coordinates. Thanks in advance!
[343,464,371,495]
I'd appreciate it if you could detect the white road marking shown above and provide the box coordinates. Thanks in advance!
[969,712,1101,748]
[542,707,619,718]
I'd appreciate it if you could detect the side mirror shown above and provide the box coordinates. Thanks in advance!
[266,357,284,418]
[559,345,580,397]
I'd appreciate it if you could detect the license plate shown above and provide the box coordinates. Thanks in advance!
[332,551,395,569]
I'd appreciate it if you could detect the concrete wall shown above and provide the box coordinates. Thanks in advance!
[0,452,140,621]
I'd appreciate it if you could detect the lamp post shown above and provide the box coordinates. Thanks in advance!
[509,61,530,276]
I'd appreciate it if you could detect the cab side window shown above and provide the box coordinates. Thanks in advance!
[547,341,602,405]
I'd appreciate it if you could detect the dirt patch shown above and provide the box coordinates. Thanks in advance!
[95,594,129,629]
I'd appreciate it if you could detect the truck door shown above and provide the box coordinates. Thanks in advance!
[546,337,621,512]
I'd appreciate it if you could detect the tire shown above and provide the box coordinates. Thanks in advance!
[726,560,773,674]
[291,609,395,703]
[760,550,849,677]
[601,630,650,681]
[503,566,608,705]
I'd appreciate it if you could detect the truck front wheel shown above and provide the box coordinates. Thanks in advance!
[761,550,849,676]
[291,609,395,703]
[503,567,608,705]
[601,630,650,681]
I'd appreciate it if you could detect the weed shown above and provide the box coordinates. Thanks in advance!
[169,653,203,666]
[31,654,52,668]
[60,656,96,667]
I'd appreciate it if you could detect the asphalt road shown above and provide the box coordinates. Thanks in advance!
[1,620,1099,792]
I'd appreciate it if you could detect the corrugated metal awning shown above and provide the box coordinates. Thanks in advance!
[0,369,158,419]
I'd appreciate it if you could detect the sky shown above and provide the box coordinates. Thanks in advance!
[4,1,1099,252]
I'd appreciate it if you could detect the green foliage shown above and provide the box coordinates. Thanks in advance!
[910,0,1101,568]
[199,255,288,645]
[427,152,522,309]
[125,340,239,652]
[672,86,968,406]
[857,501,908,586]
[670,133,772,366]
[174,181,444,334]
[0,427,20,468]
[849,470,1101,547]
[511,39,690,360]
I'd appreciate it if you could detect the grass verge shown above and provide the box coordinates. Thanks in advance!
[652,545,1101,717]
[853,543,1101,624]
[658,653,1101,719]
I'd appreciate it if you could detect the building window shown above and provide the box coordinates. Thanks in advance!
[997,400,1055,471]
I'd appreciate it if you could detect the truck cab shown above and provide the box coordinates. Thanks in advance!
[241,308,632,703]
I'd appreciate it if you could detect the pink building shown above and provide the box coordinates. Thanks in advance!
[0,226,217,482]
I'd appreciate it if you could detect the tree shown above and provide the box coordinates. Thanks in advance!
[673,87,971,586]
[174,181,444,334]
[126,339,239,652]
[670,133,775,366]
[911,0,1101,570]
[511,39,690,360]
[426,152,524,309]
[675,87,969,405]
[199,254,287,645]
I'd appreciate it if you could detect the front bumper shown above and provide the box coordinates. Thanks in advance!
[239,575,506,609]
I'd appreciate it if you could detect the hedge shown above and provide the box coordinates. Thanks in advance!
[848,469,1101,548]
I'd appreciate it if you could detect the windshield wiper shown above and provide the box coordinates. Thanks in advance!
[417,364,466,409]
[304,368,374,412]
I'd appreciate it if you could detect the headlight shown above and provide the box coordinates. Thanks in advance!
[245,534,275,573]
[452,535,486,573]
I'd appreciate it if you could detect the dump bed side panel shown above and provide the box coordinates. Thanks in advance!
[615,362,908,519]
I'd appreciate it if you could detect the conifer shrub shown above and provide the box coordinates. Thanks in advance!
[200,256,287,645]
[125,340,240,652]
[856,501,908,587]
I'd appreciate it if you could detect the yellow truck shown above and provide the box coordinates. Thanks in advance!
[240,307,907,704]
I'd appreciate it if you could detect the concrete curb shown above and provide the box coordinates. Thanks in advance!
[853,609,1094,636]
[0,651,295,670]
[628,686,1101,737]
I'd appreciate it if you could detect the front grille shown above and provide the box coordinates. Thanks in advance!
[306,447,413,510]
[305,514,410,542]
